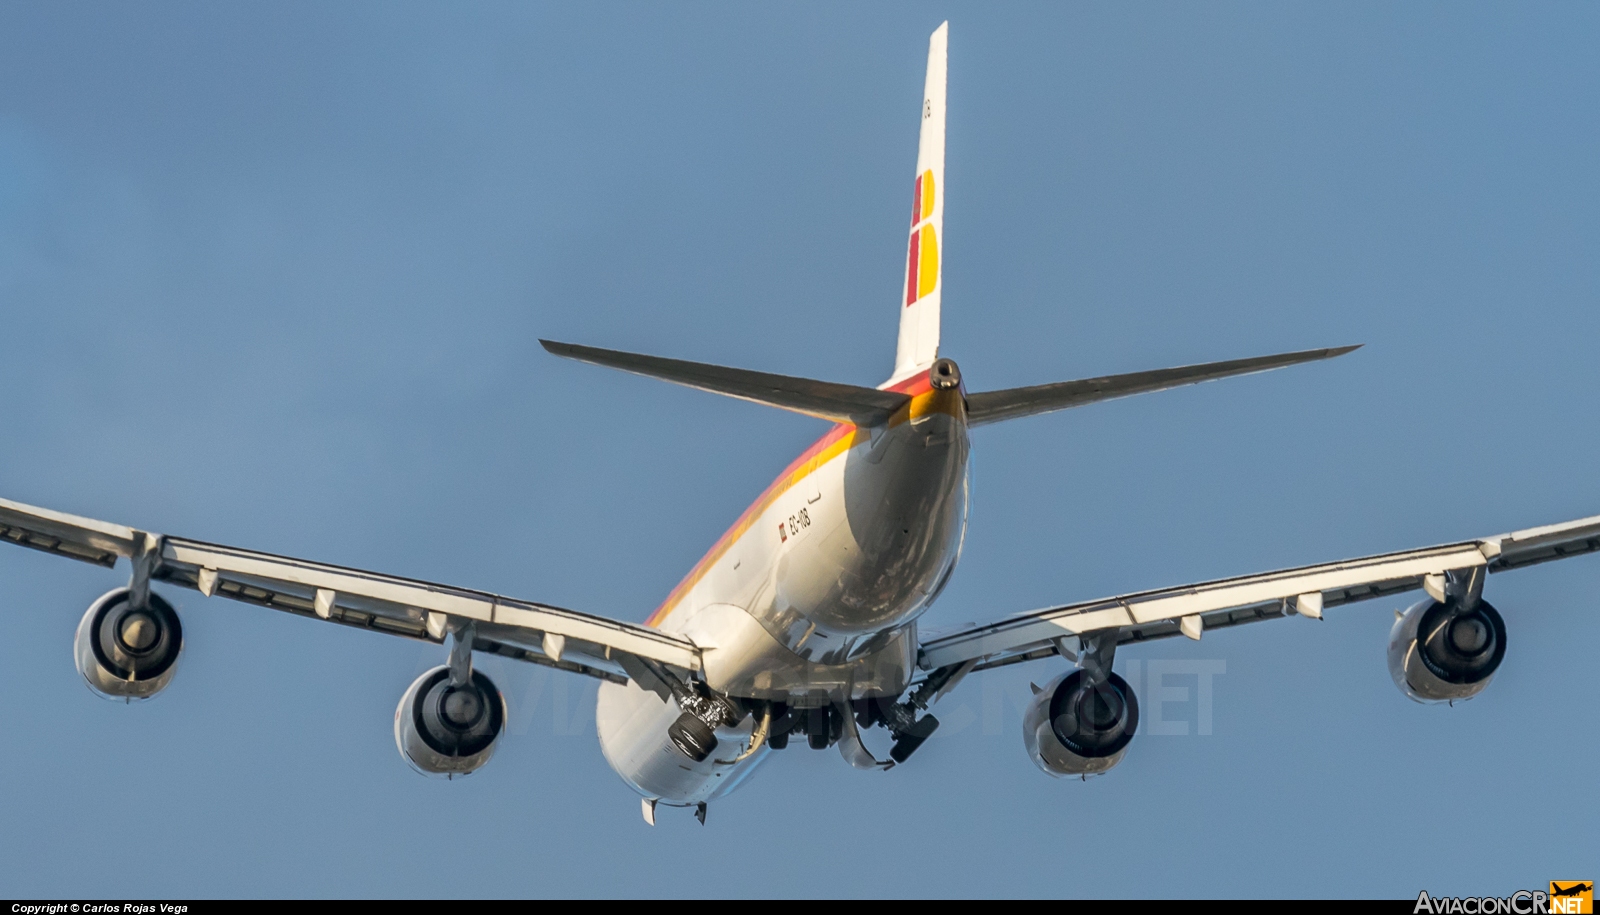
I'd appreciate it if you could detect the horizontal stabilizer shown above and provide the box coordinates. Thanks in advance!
[965,345,1361,427]
[540,340,911,427]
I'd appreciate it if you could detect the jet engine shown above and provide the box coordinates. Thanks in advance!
[1388,596,1506,703]
[74,587,184,700]
[394,665,506,777]
[1023,668,1140,777]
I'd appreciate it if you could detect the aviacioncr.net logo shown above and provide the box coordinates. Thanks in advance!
[1414,884,1592,915]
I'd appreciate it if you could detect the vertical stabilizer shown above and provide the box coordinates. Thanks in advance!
[891,22,948,384]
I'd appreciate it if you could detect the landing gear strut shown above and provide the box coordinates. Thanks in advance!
[613,653,747,763]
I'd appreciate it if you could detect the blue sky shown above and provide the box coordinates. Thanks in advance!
[1,2,1596,898]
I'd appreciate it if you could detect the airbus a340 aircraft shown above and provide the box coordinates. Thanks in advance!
[6,23,1598,825]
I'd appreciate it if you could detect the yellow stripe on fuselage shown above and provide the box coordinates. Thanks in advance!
[645,373,962,629]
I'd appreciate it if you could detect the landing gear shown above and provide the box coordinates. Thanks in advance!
[774,699,943,762]
[889,714,940,764]
[860,663,967,765]
[646,672,954,767]
[614,653,746,763]
[667,713,719,763]
[806,706,831,749]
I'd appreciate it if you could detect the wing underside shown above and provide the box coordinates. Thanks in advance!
[0,496,699,683]
[918,514,1600,674]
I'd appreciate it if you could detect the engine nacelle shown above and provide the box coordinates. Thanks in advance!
[74,588,184,700]
[394,666,506,777]
[1388,597,1506,703]
[1023,669,1140,778]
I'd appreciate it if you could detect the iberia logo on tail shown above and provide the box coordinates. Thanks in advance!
[905,169,938,306]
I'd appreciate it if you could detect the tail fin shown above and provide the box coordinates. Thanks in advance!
[892,22,948,385]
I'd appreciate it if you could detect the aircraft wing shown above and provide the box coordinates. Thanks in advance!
[916,514,1600,674]
[0,495,699,683]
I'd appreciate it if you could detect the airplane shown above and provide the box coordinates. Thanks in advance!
[1551,884,1593,898]
[4,22,1599,827]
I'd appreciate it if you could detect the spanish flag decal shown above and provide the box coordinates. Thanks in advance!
[906,171,938,307]
[911,169,935,225]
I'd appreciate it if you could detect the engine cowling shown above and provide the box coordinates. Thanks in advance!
[1388,596,1506,703]
[394,666,506,777]
[74,588,184,700]
[1023,669,1140,778]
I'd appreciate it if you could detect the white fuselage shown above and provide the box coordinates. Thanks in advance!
[596,375,969,805]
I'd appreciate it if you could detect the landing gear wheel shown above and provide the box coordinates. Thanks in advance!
[667,712,717,762]
[889,714,940,764]
[806,706,830,750]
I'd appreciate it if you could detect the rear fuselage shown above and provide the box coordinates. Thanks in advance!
[595,371,969,804]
